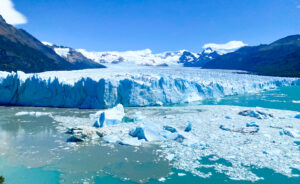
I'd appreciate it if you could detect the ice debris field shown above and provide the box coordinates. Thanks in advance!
[0,66,300,109]
[19,104,300,182]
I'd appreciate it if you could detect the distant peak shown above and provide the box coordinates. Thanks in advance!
[0,15,7,23]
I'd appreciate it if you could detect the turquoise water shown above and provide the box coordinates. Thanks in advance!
[201,85,300,112]
[0,86,300,184]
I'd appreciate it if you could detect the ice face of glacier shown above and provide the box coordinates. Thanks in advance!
[0,67,299,109]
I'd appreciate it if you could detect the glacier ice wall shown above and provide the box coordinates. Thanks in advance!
[0,67,299,109]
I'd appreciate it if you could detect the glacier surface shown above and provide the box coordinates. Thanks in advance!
[0,66,299,109]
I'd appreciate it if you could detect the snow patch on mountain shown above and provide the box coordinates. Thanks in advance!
[203,41,247,54]
[77,48,187,66]
[54,47,70,58]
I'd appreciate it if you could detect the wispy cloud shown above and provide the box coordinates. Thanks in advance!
[0,0,27,25]
[297,5,300,8]
[203,41,247,53]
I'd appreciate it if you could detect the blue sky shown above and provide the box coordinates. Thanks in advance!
[2,0,300,52]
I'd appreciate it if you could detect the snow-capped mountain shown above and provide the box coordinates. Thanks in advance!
[76,48,187,66]
[43,42,241,68]
[42,42,105,69]
[178,48,221,67]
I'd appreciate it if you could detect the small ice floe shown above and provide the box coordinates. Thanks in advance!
[129,124,165,142]
[238,110,273,119]
[103,135,120,143]
[246,122,259,127]
[184,123,192,132]
[282,128,300,138]
[15,111,52,117]
[133,111,145,121]
[163,125,177,133]
[67,135,84,143]
[178,173,186,177]
[295,114,300,119]
[65,126,106,142]
[91,104,125,128]
[119,137,144,146]
[158,177,166,182]
[219,125,259,134]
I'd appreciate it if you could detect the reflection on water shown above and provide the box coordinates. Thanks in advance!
[0,86,300,183]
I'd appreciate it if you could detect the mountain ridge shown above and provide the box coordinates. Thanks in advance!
[203,34,300,77]
[0,15,105,73]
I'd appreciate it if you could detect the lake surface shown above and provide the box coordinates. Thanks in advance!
[0,86,299,184]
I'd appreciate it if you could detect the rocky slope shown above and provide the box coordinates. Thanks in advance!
[203,35,300,77]
[0,15,104,73]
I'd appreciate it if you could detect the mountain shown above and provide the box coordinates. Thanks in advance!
[203,35,300,77]
[178,48,221,67]
[42,42,104,69]
[77,48,185,66]
[0,15,104,73]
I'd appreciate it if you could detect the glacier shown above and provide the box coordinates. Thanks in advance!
[0,66,300,109]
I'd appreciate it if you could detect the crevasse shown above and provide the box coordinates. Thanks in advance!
[0,68,299,109]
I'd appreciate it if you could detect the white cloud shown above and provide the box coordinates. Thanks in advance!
[203,41,247,54]
[0,0,27,25]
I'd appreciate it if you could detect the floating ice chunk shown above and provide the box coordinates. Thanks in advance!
[178,173,186,177]
[163,125,177,133]
[184,123,192,132]
[246,122,259,127]
[15,111,52,117]
[133,111,145,121]
[295,114,300,119]
[65,127,83,135]
[92,104,125,128]
[158,177,166,182]
[119,137,144,146]
[219,125,259,134]
[166,153,175,161]
[238,110,273,119]
[174,134,185,143]
[129,123,166,142]
[67,135,84,143]
[283,128,300,138]
[103,135,120,143]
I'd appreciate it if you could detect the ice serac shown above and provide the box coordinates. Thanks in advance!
[0,67,299,109]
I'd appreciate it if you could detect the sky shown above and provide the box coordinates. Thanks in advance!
[0,0,300,53]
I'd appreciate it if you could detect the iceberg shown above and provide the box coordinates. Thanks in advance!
[92,104,125,127]
[129,124,165,142]
[0,67,299,109]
